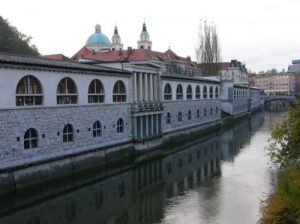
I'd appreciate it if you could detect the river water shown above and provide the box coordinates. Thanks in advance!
[0,110,286,224]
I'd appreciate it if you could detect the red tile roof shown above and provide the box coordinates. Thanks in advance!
[72,47,198,68]
[198,62,230,71]
[42,54,72,61]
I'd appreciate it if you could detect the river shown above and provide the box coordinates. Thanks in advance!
[0,110,286,224]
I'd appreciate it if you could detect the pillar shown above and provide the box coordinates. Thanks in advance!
[149,74,153,101]
[140,116,143,138]
[156,114,160,134]
[150,114,153,136]
[153,75,158,101]
[144,73,148,101]
[133,72,137,102]
[139,73,143,101]
[145,115,148,137]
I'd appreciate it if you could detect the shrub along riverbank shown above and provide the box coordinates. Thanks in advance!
[260,98,300,224]
[260,168,300,223]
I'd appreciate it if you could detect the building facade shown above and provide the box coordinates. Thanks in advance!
[288,59,300,73]
[220,81,261,116]
[0,54,133,169]
[255,73,296,95]
[219,60,248,85]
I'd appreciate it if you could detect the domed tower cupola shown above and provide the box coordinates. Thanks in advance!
[137,22,152,50]
[85,24,112,52]
[111,25,123,51]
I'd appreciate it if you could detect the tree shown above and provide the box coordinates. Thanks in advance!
[0,16,39,56]
[266,68,278,74]
[195,20,221,75]
[268,98,300,167]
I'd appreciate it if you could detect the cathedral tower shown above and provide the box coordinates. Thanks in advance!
[111,25,123,51]
[137,22,152,50]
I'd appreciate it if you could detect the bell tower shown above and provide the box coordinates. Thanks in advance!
[137,22,152,50]
[111,25,123,51]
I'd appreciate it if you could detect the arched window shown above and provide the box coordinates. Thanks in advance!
[186,85,192,99]
[16,75,43,106]
[93,121,102,137]
[209,86,213,98]
[178,111,182,122]
[24,128,38,149]
[216,107,219,115]
[215,86,219,98]
[57,77,77,104]
[63,124,73,142]
[204,108,207,117]
[203,86,207,99]
[164,83,172,100]
[117,118,124,133]
[195,85,201,99]
[176,84,183,100]
[233,90,236,99]
[197,109,200,118]
[113,81,126,102]
[88,79,104,103]
[210,107,213,116]
[166,112,171,124]
[188,110,192,120]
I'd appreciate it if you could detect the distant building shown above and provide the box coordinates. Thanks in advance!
[287,59,300,95]
[248,73,256,87]
[255,73,296,95]
[199,60,248,86]
[288,59,300,73]
[219,60,248,85]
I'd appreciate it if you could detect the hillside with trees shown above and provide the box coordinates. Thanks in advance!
[0,16,39,56]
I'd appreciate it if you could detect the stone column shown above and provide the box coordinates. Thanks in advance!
[140,116,143,138]
[134,117,138,139]
[139,73,143,101]
[149,74,153,101]
[133,72,137,102]
[153,114,158,135]
[150,114,153,136]
[153,75,157,101]
[157,114,160,134]
[145,115,148,137]
[144,73,148,102]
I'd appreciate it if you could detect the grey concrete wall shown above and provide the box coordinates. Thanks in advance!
[0,104,132,170]
[162,99,221,133]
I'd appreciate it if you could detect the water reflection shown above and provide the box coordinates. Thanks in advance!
[0,111,282,224]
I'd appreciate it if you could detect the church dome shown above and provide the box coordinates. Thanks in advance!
[86,24,111,45]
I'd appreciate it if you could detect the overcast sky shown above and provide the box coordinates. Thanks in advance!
[2,0,300,72]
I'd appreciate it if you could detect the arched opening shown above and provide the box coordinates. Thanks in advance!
[24,128,38,149]
[16,75,43,106]
[176,84,183,100]
[113,81,126,102]
[88,79,105,103]
[57,77,77,104]
[63,124,73,142]
[164,83,172,100]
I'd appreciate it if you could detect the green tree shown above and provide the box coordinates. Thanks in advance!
[0,16,39,56]
[268,98,300,167]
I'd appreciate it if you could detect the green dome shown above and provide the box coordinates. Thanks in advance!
[86,24,111,45]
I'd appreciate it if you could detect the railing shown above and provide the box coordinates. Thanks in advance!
[263,95,296,104]
[132,101,164,112]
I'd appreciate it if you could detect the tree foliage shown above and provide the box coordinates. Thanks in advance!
[268,98,300,167]
[195,20,221,75]
[0,16,39,56]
